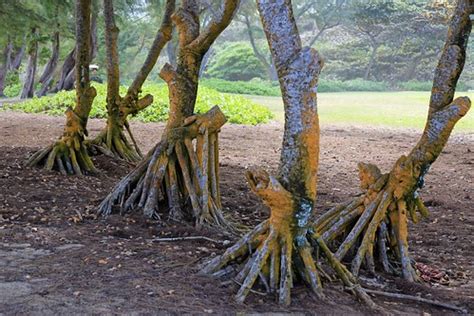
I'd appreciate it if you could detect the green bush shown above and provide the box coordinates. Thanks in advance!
[318,79,389,92]
[201,78,280,96]
[399,80,469,91]
[205,42,267,81]
[4,83,274,125]
[4,83,22,97]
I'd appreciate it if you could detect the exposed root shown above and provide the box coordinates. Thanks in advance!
[89,119,142,163]
[98,106,232,229]
[201,169,378,308]
[314,97,471,281]
[26,103,97,175]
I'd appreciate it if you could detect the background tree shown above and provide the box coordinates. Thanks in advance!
[26,0,98,175]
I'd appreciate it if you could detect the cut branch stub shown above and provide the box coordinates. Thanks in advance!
[314,97,471,281]
[201,168,376,308]
[98,106,230,229]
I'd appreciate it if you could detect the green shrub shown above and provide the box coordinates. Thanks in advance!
[205,42,267,81]
[201,78,280,96]
[4,83,274,125]
[399,80,469,91]
[4,83,22,97]
[318,79,389,92]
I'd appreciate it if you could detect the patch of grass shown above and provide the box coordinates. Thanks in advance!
[4,83,274,125]
[246,91,474,132]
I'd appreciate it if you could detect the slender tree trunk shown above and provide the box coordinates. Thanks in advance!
[99,0,240,228]
[314,0,472,282]
[0,38,12,97]
[20,27,39,99]
[166,31,178,68]
[244,15,277,81]
[201,0,376,308]
[10,41,25,71]
[27,0,97,176]
[363,43,379,81]
[37,30,60,97]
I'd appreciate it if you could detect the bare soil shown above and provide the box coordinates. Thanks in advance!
[0,111,473,315]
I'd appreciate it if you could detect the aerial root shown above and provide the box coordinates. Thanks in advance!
[201,168,377,308]
[98,106,231,229]
[314,162,430,281]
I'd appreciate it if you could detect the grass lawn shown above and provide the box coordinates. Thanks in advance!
[246,91,474,132]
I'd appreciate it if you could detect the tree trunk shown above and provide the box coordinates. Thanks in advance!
[50,12,97,93]
[20,28,39,99]
[314,0,472,282]
[166,32,178,68]
[90,0,175,162]
[243,15,277,81]
[10,41,25,71]
[27,0,97,176]
[363,43,378,81]
[37,31,60,97]
[99,0,240,228]
[200,0,377,308]
[0,38,12,97]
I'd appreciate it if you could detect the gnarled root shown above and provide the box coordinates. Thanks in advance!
[201,169,377,308]
[313,97,471,281]
[98,106,230,229]
[313,162,423,281]
[26,107,97,175]
[89,119,142,163]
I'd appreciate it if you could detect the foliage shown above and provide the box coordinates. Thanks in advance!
[205,42,267,81]
[399,80,469,92]
[4,83,274,125]
[4,83,22,98]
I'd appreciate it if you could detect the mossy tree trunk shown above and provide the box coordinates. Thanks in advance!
[26,0,97,176]
[99,0,240,228]
[90,0,175,162]
[313,0,472,281]
[201,0,377,308]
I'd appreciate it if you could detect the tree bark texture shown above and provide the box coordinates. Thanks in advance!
[37,30,60,97]
[20,27,39,99]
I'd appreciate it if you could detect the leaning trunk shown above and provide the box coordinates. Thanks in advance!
[0,39,12,97]
[20,28,39,99]
[37,31,60,97]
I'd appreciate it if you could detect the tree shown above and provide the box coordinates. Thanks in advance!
[98,0,240,227]
[20,27,39,99]
[313,0,472,281]
[26,0,98,175]
[89,0,175,162]
[200,0,376,307]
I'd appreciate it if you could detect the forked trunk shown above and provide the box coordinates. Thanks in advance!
[90,0,175,162]
[20,27,38,99]
[0,39,12,97]
[314,0,472,282]
[99,0,240,228]
[26,0,97,176]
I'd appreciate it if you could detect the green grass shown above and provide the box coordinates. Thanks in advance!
[246,91,474,132]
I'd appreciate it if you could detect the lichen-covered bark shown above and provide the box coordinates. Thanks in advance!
[27,0,97,175]
[99,0,240,227]
[315,0,472,282]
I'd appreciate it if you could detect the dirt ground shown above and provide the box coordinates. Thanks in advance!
[0,111,473,315]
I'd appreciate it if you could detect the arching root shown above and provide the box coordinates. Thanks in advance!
[98,106,231,229]
[201,169,377,308]
[26,107,97,175]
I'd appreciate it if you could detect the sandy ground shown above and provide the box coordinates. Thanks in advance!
[0,111,473,314]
